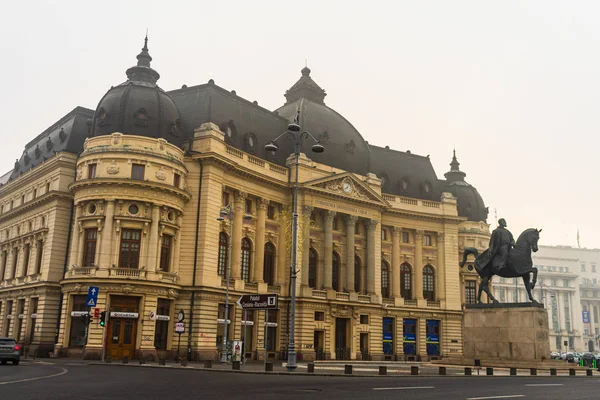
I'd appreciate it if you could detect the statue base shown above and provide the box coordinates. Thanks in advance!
[464,303,550,361]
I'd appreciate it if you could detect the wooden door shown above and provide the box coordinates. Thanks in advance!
[107,318,137,360]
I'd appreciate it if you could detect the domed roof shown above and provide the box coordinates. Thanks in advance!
[275,68,370,175]
[443,150,488,222]
[91,37,182,145]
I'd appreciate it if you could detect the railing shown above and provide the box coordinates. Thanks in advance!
[382,298,395,306]
[422,201,440,208]
[382,194,396,202]
[109,268,144,278]
[312,290,327,299]
[427,300,441,308]
[335,292,350,301]
[244,282,258,291]
[226,146,244,158]
[269,164,287,175]
[247,155,265,168]
[404,299,417,306]
[71,267,96,276]
[157,271,178,282]
[400,197,418,205]
[268,285,281,294]
[358,294,371,302]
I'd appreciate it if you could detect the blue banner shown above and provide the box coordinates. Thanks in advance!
[583,310,590,323]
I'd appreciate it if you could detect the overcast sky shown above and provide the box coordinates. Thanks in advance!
[0,0,597,248]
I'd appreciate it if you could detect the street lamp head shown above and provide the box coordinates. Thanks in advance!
[287,123,301,132]
[216,216,225,222]
[243,214,253,221]
[220,209,229,217]
[265,141,278,152]
[311,142,325,153]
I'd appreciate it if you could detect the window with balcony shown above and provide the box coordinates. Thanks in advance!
[401,231,410,243]
[131,164,145,180]
[173,173,181,188]
[23,243,30,276]
[88,164,97,179]
[83,229,98,267]
[241,238,252,283]
[118,229,141,269]
[423,265,435,301]
[34,240,43,274]
[308,248,317,289]
[424,234,433,246]
[400,263,412,299]
[159,235,173,272]
[217,232,228,277]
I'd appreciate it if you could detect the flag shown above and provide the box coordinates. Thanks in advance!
[577,229,580,248]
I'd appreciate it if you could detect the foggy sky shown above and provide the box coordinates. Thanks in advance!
[0,0,597,248]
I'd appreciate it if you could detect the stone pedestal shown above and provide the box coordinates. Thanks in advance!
[464,303,550,361]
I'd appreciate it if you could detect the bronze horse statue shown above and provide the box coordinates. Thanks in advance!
[460,228,542,304]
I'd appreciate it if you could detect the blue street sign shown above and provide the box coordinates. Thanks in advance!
[86,286,99,308]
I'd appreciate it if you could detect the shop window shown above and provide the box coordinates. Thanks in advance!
[83,229,98,267]
[34,240,43,274]
[381,260,390,298]
[241,238,252,283]
[217,232,228,277]
[118,229,141,269]
[69,295,87,347]
[263,242,275,286]
[154,298,170,350]
[88,164,97,179]
[400,263,412,299]
[315,311,325,321]
[173,173,181,188]
[308,248,317,289]
[360,315,369,325]
[465,280,477,305]
[159,235,173,272]
[131,164,145,181]
[423,265,436,301]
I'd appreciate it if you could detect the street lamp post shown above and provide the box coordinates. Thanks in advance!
[265,122,324,371]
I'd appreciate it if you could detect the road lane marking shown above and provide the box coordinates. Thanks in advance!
[373,386,435,391]
[0,367,67,385]
[525,384,563,387]
[466,396,525,400]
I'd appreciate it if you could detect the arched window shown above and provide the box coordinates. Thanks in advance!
[423,265,435,301]
[381,260,390,298]
[332,252,340,291]
[400,263,412,299]
[241,238,252,283]
[309,248,317,289]
[263,242,276,286]
[217,232,228,277]
[354,255,362,293]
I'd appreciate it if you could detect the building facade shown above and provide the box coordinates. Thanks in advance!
[0,39,491,361]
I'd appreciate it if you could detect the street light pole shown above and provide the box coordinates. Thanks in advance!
[265,122,324,372]
[220,205,233,363]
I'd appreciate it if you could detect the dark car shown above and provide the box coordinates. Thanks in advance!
[0,338,20,365]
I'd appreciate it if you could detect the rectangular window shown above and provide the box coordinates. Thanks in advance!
[173,173,181,188]
[131,164,145,180]
[118,229,141,269]
[0,251,7,280]
[360,315,369,325]
[69,295,87,347]
[88,164,97,179]
[563,279,569,288]
[154,298,170,350]
[593,264,597,273]
[552,279,557,287]
[83,229,98,267]
[245,198,252,214]
[21,195,25,205]
[314,311,325,321]
[581,263,586,272]
[29,297,38,342]
[424,234,432,246]
[11,248,18,279]
[23,244,30,276]
[33,188,37,199]
[46,182,50,193]
[465,280,477,304]
[381,229,387,241]
[34,240,43,274]
[159,235,172,272]
[354,222,360,235]
[10,200,13,210]
[3,300,12,337]
[15,299,24,342]
[222,192,230,207]
[401,231,409,243]
[333,217,339,231]
[267,205,275,220]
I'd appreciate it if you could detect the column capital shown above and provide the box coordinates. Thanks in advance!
[234,190,248,202]
[364,219,379,230]
[324,210,336,220]
[392,226,402,236]
[344,215,358,225]
[416,229,424,239]
[302,205,314,215]
[258,198,269,210]
[437,232,445,241]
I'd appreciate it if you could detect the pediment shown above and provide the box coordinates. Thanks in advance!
[304,173,388,206]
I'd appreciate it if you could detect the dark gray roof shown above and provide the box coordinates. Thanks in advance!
[10,106,94,180]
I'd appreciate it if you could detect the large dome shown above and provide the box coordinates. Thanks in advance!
[275,67,370,175]
[91,38,182,146]
[443,151,488,222]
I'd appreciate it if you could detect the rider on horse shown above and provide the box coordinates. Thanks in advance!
[487,218,515,275]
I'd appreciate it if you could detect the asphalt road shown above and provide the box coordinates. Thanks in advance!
[2,362,600,399]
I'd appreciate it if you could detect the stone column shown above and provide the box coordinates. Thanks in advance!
[344,215,358,292]
[98,200,114,268]
[172,215,183,274]
[301,206,313,287]
[253,199,268,283]
[392,227,401,298]
[437,232,446,302]
[230,191,246,280]
[69,204,82,266]
[415,230,424,300]
[323,211,336,289]
[366,219,378,294]
[148,205,160,271]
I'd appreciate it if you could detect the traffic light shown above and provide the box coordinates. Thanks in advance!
[99,311,106,327]
[81,313,93,326]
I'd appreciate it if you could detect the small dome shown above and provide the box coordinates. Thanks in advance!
[91,37,182,145]
[443,150,488,222]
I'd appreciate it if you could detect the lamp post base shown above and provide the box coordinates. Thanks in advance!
[286,349,297,371]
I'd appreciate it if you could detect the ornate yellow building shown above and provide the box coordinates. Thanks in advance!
[0,38,490,361]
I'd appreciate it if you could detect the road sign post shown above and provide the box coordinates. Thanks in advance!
[175,322,185,360]
[235,294,278,369]
[242,309,247,369]
[83,286,99,359]
[101,309,109,363]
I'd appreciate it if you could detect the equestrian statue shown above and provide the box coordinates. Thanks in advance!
[460,218,542,304]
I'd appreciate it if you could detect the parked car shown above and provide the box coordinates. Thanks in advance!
[0,338,20,365]
[550,352,560,360]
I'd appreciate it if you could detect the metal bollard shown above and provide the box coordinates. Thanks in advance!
[180,358,188,367]
[550,368,557,376]
[465,367,472,376]
[530,368,537,376]
[379,366,387,375]
[122,356,128,364]
[510,368,517,376]
[486,367,493,376]
[411,366,419,375]
[587,369,593,377]
[139,358,146,365]
[345,364,353,375]
[569,368,576,376]
[439,366,446,375]
[265,362,273,372]
[307,363,315,373]
[204,360,212,368]
[159,359,166,366]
